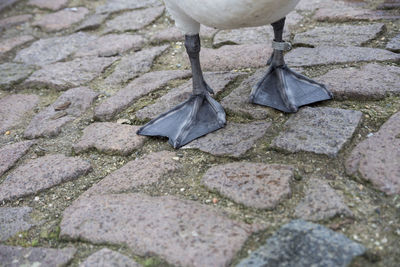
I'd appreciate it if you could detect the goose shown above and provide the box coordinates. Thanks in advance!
[138,0,333,148]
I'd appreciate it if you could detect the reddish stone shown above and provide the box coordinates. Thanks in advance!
[0,14,32,29]
[28,0,68,10]
[33,7,89,32]
[0,141,35,177]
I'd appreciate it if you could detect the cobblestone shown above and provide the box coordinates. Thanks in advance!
[0,140,35,177]
[0,207,34,241]
[0,14,32,29]
[0,35,34,56]
[96,0,162,14]
[28,0,68,11]
[0,0,20,12]
[32,7,89,32]
[0,154,91,202]
[0,63,35,89]
[386,33,400,52]
[75,13,108,31]
[80,248,141,267]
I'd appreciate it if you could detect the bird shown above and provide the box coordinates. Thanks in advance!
[138,0,333,148]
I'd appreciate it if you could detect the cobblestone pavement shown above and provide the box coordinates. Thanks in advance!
[0,0,399,266]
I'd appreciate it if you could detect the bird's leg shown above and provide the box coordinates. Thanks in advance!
[137,34,226,149]
[250,17,333,113]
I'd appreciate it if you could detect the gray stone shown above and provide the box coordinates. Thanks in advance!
[184,121,271,157]
[346,112,400,195]
[0,154,91,202]
[221,68,272,119]
[0,94,39,134]
[104,7,164,33]
[74,122,146,156]
[213,26,272,47]
[95,70,191,121]
[0,63,35,89]
[33,7,89,32]
[83,151,178,197]
[295,179,353,221]
[150,25,218,43]
[24,56,118,90]
[80,248,141,267]
[0,0,19,12]
[74,34,145,57]
[28,0,68,10]
[0,245,76,267]
[286,46,400,67]
[75,14,108,31]
[0,14,32,30]
[15,32,97,66]
[199,45,272,71]
[104,45,169,85]
[295,0,328,11]
[317,63,400,100]
[0,35,34,55]
[136,71,240,120]
[203,163,293,209]
[0,141,35,177]
[61,193,253,267]
[96,0,162,14]
[238,220,365,267]
[294,24,385,47]
[24,87,98,139]
[272,107,362,157]
[0,207,34,241]
[386,33,400,52]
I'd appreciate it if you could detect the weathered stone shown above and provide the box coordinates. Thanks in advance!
[81,248,141,267]
[33,7,89,32]
[286,46,400,67]
[317,63,400,100]
[294,24,385,47]
[0,63,35,89]
[28,0,68,10]
[0,141,35,177]
[386,33,400,52]
[136,72,240,120]
[15,32,97,66]
[0,154,91,202]
[24,57,118,90]
[0,207,34,241]
[83,151,178,197]
[272,107,362,157]
[96,0,162,14]
[74,123,146,156]
[104,7,164,33]
[203,163,293,209]
[74,34,145,57]
[221,68,272,119]
[150,25,218,43]
[295,179,353,221]
[184,121,271,157]
[0,35,34,55]
[75,13,108,31]
[346,112,400,195]
[295,0,328,11]
[213,26,272,47]
[24,87,98,139]
[238,220,365,267]
[0,14,32,29]
[0,94,39,134]
[61,193,253,267]
[0,245,76,266]
[95,70,191,121]
[378,0,400,9]
[104,45,169,85]
[199,44,272,71]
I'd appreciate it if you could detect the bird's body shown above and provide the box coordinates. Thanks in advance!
[165,0,300,34]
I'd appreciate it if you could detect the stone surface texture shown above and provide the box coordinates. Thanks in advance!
[80,248,141,267]
[74,122,146,155]
[96,0,161,14]
[0,207,34,241]
[0,154,92,202]
[24,57,118,90]
[136,71,240,120]
[346,112,400,195]
[295,179,353,221]
[0,63,34,89]
[61,193,253,267]
[0,141,34,177]
[317,63,400,100]
[95,70,191,121]
[272,107,362,157]
[0,14,31,29]
[238,220,365,267]
[24,87,98,138]
[184,121,271,157]
[83,151,178,197]
[0,94,39,134]
[0,0,19,12]
[28,0,68,10]
[0,245,76,266]
[203,163,293,209]
[386,33,400,52]
[32,7,89,32]
[76,13,108,31]
[0,35,34,55]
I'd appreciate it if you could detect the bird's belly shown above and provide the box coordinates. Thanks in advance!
[166,0,299,29]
